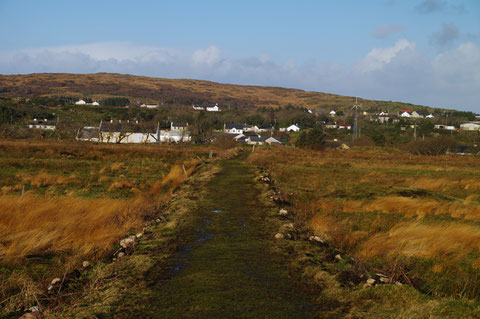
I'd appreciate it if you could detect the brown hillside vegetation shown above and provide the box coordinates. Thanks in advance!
[0,73,424,111]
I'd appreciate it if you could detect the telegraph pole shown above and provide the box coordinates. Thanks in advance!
[352,97,362,140]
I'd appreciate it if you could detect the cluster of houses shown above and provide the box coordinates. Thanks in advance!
[192,103,220,112]
[75,100,100,106]
[222,123,300,145]
[28,118,57,130]
[76,121,191,143]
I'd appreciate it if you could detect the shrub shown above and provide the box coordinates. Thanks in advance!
[404,137,457,155]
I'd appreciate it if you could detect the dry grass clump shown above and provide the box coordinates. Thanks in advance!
[0,159,200,263]
[406,177,480,192]
[358,222,480,263]
[360,196,480,221]
[107,179,133,192]
[18,172,79,187]
[0,194,154,261]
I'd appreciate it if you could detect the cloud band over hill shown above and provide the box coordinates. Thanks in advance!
[1,40,479,112]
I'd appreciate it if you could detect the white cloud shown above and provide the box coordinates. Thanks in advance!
[191,45,221,65]
[357,39,416,72]
[0,41,479,112]
[433,42,480,88]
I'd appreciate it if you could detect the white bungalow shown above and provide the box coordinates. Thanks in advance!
[171,122,189,131]
[426,114,434,119]
[338,124,352,130]
[140,104,159,109]
[460,123,480,131]
[286,124,301,132]
[159,130,191,142]
[91,101,100,106]
[224,123,244,134]
[75,100,86,105]
[434,125,456,131]
[265,136,282,145]
[99,120,158,144]
[206,103,220,112]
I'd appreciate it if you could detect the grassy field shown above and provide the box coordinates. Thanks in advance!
[0,140,220,316]
[248,147,480,316]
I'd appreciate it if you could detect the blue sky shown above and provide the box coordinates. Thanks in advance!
[1,0,479,111]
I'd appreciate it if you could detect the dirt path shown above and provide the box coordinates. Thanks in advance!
[121,157,320,318]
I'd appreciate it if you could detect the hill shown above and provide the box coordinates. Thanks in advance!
[0,73,436,113]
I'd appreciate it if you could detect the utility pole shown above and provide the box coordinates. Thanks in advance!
[352,97,362,140]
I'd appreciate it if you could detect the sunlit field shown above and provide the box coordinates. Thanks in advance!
[0,140,212,314]
[248,147,480,314]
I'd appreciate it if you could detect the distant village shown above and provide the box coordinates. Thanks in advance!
[26,101,480,146]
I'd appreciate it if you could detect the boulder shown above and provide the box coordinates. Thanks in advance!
[136,232,144,239]
[120,235,136,249]
[278,209,288,217]
[366,278,376,285]
[335,254,343,261]
[82,261,90,268]
[274,233,285,239]
[283,223,294,229]
[309,235,324,244]
[117,252,125,258]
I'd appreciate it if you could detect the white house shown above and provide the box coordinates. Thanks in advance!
[460,123,480,131]
[286,124,301,132]
[171,122,189,131]
[99,120,158,143]
[434,125,456,131]
[159,130,191,143]
[426,114,434,119]
[400,110,423,118]
[256,125,274,133]
[338,124,352,130]
[206,103,220,112]
[325,123,337,129]
[90,101,100,106]
[377,111,390,124]
[224,123,244,134]
[75,100,86,105]
[246,136,266,145]
[265,136,282,145]
[140,104,159,109]
[28,119,57,130]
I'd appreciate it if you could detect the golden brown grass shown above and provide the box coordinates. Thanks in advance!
[248,147,480,298]
[0,195,150,261]
[0,158,200,262]
[359,222,480,263]
[18,172,80,188]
